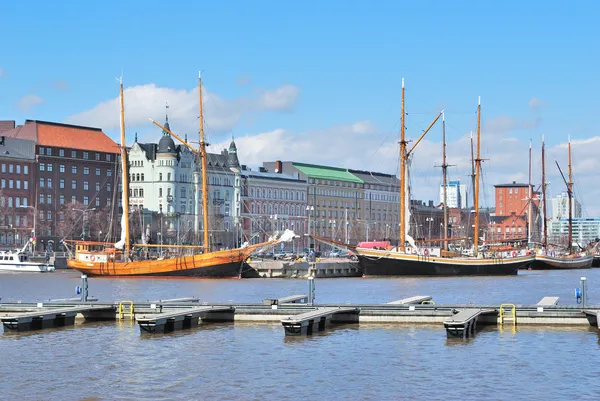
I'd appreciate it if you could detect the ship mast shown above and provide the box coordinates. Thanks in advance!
[473,97,482,257]
[399,78,406,252]
[470,131,476,209]
[567,136,573,253]
[528,140,532,244]
[541,136,548,249]
[119,78,130,257]
[441,112,448,251]
[199,72,210,253]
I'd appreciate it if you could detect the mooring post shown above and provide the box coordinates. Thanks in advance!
[308,276,315,306]
[581,277,587,308]
[81,275,88,302]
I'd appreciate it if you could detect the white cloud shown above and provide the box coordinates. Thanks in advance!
[65,82,300,135]
[258,85,300,111]
[210,114,600,216]
[529,97,547,111]
[17,94,44,112]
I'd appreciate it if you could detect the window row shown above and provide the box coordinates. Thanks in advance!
[0,163,29,175]
[1,179,29,190]
[0,215,28,228]
[38,147,113,161]
[249,188,306,201]
[248,203,307,217]
[40,164,111,176]
[0,197,28,208]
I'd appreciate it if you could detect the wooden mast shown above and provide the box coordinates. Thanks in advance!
[567,135,573,253]
[441,112,448,251]
[473,97,482,257]
[119,78,130,257]
[541,135,548,249]
[199,72,210,253]
[399,78,406,252]
[527,140,532,244]
[470,131,476,209]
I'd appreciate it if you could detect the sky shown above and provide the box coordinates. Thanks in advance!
[1,1,599,215]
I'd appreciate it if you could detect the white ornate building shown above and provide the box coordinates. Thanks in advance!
[127,115,241,249]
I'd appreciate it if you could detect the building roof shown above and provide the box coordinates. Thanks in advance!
[0,120,15,133]
[0,136,36,160]
[241,168,306,183]
[293,162,363,183]
[494,181,530,188]
[1,120,119,154]
[348,169,398,186]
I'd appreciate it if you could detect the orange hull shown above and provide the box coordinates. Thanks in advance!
[67,243,271,277]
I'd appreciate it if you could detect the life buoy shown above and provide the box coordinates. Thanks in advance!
[511,251,517,258]
[424,248,429,257]
[90,255,96,262]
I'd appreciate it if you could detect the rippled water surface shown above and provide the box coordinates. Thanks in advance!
[1,269,600,400]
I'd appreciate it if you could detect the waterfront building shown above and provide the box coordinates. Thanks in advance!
[0,135,36,249]
[551,191,582,220]
[127,116,240,249]
[549,218,600,246]
[1,120,120,251]
[263,161,400,247]
[240,164,307,250]
[439,180,467,209]
[494,181,540,242]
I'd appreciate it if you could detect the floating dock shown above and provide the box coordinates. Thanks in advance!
[1,295,599,337]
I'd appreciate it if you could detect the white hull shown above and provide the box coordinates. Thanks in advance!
[0,263,54,273]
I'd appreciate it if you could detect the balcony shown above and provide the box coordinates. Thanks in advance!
[213,198,225,205]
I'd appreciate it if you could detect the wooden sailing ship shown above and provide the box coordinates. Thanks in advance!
[67,74,285,277]
[353,80,534,276]
[531,136,592,270]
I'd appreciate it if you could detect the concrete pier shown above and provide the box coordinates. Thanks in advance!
[1,305,114,332]
[248,260,361,278]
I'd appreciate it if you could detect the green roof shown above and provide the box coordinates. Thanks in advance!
[293,162,363,183]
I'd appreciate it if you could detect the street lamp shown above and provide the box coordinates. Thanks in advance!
[20,205,36,250]
[306,205,314,250]
[73,208,96,240]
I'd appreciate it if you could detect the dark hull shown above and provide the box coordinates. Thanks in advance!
[78,260,244,278]
[593,256,600,268]
[531,255,593,270]
[358,255,529,276]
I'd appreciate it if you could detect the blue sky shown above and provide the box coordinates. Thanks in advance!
[1,1,599,213]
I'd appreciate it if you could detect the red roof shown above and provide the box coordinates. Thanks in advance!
[2,120,119,154]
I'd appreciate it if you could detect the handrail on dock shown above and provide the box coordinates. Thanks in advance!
[499,303,516,325]
[118,300,134,320]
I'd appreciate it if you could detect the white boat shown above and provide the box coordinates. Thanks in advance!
[0,241,55,273]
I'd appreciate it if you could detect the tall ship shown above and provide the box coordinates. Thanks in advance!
[66,74,288,277]
[353,79,533,276]
[531,136,592,270]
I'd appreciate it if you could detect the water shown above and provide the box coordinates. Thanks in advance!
[1,269,599,400]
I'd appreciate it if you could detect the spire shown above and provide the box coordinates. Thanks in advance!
[162,102,171,136]
[134,132,138,142]
[185,134,188,143]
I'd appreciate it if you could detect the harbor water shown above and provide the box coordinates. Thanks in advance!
[1,269,600,400]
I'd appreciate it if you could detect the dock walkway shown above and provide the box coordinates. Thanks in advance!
[1,305,114,331]
[443,308,496,338]
[137,306,234,333]
[281,306,358,336]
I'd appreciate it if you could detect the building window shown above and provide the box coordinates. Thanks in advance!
[60,179,65,189]
[107,183,111,192]
[107,169,112,177]
[47,178,53,189]
[71,196,76,205]
[159,173,163,181]
[60,164,65,173]
[60,195,64,205]
[47,148,52,156]
[40,163,45,171]
[96,168,100,176]
[59,149,65,157]
[40,178,45,188]
[72,180,77,190]
[159,188,163,197]
[39,194,45,204]
[141,173,144,181]
[96,182,100,191]
[83,152,89,160]
[83,196,89,206]
[24,165,28,174]
[47,195,52,205]
[16,165,21,174]
[24,181,28,190]
[84,167,89,175]
[167,173,171,181]
[84,181,89,191]
[72,150,77,158]
[95,198,100,207]
[39,147,45,155]
[140,188,144,197]
[95,153,100,161]
[48,163,53,172]
[72,166,77,174]
[16,180,20,189]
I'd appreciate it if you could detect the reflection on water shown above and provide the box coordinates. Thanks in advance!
[2,270,600,400]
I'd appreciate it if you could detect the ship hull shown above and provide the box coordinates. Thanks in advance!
[67,248,254,277]
[531,254,593,270]
[592,256,600,268]
[356,250,533,276]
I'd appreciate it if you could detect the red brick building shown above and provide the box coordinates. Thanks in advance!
[492,181,540,242]
[1,120,120,251]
